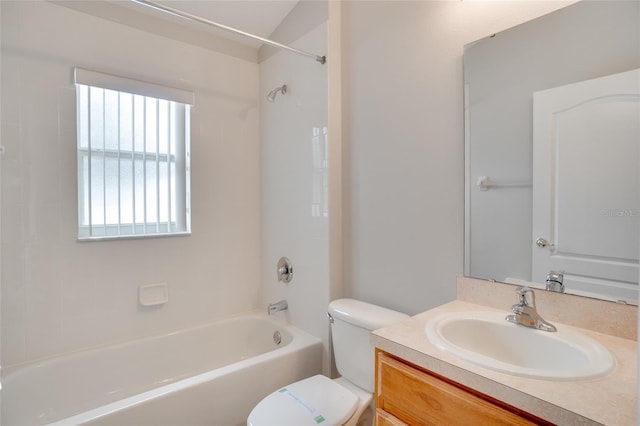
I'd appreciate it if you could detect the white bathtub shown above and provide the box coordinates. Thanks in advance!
[2,314,323,426]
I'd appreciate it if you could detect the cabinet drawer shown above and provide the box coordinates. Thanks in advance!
[375,408,408,426]
[375,351,544,426]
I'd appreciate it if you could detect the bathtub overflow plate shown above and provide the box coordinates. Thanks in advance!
[273,331,282,345]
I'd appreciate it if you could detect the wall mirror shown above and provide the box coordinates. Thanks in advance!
[464,1,640,304]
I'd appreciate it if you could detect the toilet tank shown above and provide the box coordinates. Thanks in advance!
[328,299,409,393]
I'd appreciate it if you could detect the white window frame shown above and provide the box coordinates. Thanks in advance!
[74,68,193,240]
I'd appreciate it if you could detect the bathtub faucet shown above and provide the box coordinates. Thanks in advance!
[268,300,288,315]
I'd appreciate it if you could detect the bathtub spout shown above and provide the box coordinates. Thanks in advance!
[268,300,288,315]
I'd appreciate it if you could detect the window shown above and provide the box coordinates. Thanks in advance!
[74,68,193,240]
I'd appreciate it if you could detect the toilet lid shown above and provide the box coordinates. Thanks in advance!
[247,375,359,426]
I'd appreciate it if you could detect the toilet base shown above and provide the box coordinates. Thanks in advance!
[333,377,373,426]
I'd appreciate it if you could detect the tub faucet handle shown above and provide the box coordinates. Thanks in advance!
[277,257,293,283]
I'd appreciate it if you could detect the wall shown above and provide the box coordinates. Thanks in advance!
[0,0,3,414]
[0,0,596,368]
[259,15,330,369]
[342,1,574,315]
[1,1,261,366]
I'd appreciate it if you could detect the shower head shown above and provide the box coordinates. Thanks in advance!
[267,85,287,102]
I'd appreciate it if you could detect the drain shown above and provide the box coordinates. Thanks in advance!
[273,331,282,345]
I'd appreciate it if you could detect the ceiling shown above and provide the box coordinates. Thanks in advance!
[52,0,300,54]
[123,0,300,48]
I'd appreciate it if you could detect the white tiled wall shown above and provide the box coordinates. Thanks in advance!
[1,1,261,366]
[259,23,330,369]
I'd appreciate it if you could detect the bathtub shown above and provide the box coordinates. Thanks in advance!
[2,313,323,426]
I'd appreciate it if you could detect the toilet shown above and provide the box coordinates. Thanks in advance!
[247,298,409,426]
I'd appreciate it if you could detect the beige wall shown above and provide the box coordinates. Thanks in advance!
[341,1,573,315]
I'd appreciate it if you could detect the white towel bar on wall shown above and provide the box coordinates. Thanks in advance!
[477,176,533,191]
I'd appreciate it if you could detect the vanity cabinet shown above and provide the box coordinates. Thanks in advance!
[374,350,552,426]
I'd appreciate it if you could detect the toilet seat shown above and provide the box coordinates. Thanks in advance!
[247,375,359,426]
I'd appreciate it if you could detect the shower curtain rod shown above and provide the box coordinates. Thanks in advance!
[131,0,327,65]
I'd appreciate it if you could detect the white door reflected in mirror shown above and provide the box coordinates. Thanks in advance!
[532,68,640,301]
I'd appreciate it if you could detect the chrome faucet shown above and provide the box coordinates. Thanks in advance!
[267,300,288,315]
[545,271,565,293]
[505,287,557,332]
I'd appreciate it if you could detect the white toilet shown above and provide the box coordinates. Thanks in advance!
[247,298,409,426]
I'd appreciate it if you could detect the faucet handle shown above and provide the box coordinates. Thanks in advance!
[546,271,564,283]
[515,286,536,307]
[545,271,565,293]
[508,286,557,332]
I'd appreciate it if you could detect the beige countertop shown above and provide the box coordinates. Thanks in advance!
[372,300,637,426]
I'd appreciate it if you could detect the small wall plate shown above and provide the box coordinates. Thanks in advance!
[139,282,169,306]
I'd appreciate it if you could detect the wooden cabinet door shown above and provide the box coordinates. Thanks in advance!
[375,350,549,426]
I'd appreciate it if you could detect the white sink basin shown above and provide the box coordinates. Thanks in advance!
[425,311,615,380]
